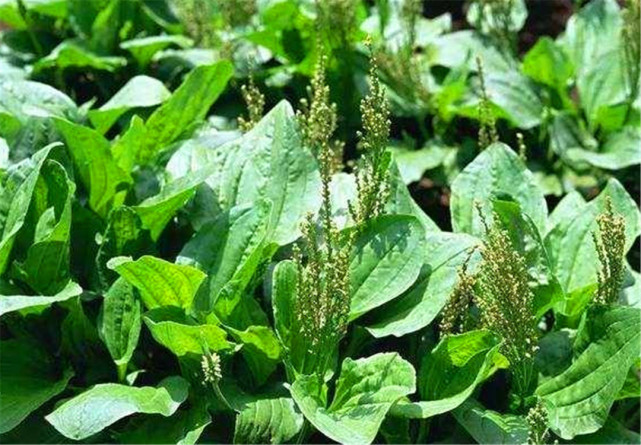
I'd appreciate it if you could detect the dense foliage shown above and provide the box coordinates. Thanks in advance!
[0,0,639,444]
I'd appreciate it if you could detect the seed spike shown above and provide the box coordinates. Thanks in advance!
[593,197,626,305]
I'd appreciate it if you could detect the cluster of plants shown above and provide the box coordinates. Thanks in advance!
[0,0,639,444]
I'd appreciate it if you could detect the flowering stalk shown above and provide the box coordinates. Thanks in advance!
[592,197,626,306]
[526,399,552,445]
[439,249,477,335]
[297,53,344,173]
[201,352,233,411]
[292,59,353,377]
[238,78,265,132]
[349,43,392,226]
[475,206,538,399]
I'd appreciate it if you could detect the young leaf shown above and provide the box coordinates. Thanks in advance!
[291,352,416,445]
[143,307,231,356]
[536,306,641,439]
[98,278,142,380]
[108,256,206,311]
[0,144,56,273]
[120,35,193,68]
[0,339,74,434]
[12,159,75,294]
[271,259,296,345]
[349,215,425,320]
[450,142,547,237]
[45,376,190,440]
[228,325,282,386]
[133,161,220,240]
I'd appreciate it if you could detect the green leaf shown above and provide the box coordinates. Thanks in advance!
[549,112,598,164]
[55,119,131,218]
[45,376,190,440]
[0,144,56,273]
[565,126,641,170]
[522,36,573,91]
[234,397,303,444]
[291,352,416,445]
[573,417,641,444]
[544,178,641,292]
[366,232,481,338]
[391,330,503,419]
[143,307,231,356]
[138,61,233,164]
[118,403,211,445]
[389,144,450,185]
[0,339,73,434]
[453,399,529,444]
[228,325,282,386]
[111,116,146,174]
[133,162,221,240]
[181,101,322,245]
[34,40,126,72]
[0,281,82,317]
[108,255,206,311]
[561,0,621,79]
[120,35,193,67]
[578,50,627,128]
[386,161,440,233]
[98,278,142,379]
[349,215,425,320]
[178,201,271,318]
[460,70,544,129]
[536,305,641,439]
[88,75,171,134]
[12,159,75,294]
[450,142,547,237]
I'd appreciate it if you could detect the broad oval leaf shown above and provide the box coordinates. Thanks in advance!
[88,75,171,134]
[536,306,641,439]
[391,330,503,419]
[291,352,416,445]
[143,307,232,356]
[349,215,425,320]
[108,255,206,311]
[178,200,271,318]
[234,397,303,444]
[366,232,481,338]
[544,178,641,293]
[450,142,547,237]
[45,376,189,440]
